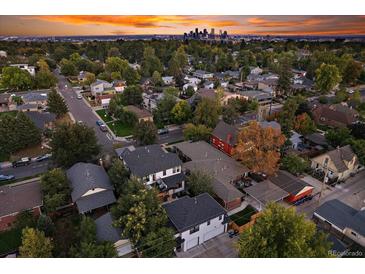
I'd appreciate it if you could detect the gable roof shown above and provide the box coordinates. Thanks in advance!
[269,170,313,196]
[212,120,239,146]
[66,162,114,202]
[314,199,365,236]
[304,132,328,146]
[315,145,358,173]
[312,104,358,126]
[120,145,182,177]
[163,193,226,232]
[22,92,48,103]
[0,181,43,217]
[95,212,121,243]
[24,111,56,130]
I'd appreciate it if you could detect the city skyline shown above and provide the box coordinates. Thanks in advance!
[1,15,365,36]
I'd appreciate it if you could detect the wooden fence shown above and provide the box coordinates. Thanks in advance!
[229,212,261,233]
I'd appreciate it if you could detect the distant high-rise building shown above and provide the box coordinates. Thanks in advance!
[211,28,215,37]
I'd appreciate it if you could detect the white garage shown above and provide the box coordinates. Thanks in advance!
[186,237,199,251]
[203,226,225,242]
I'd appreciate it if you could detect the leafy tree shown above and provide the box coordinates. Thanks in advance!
[351,139,365,165]
[350,90,361,106]
[120,85,143,106]
[111,71,122,80]
[35,70,57,89]
[19,228,53,258]
[151,71,163,86]
[222,104,239,125]
[140,227,176,258]
[15,210,37,230]
[118,110,138,127]
[168,55,183,79]
[51,123,100,167]
[350,122,365,139]
[124,66,141,85]
[281,154,309,175]
[37,214,55,237]
[294,113,316,135]
[1,66,32,91]
[315,63,341,94]
[277,62,292,95]
[238,203,332,258]
[237,50,256,67]
[108,159,130,195]
[164,87,179,97]
[16,111,42,149]
[105,56,128,74]
[83,72,96,85]
[40,168,71,212]
[325,128,352,148]
[47,89,68,118]
[342,60,362,85]
[141,47,163,77]
[187,170,214,197]
[153,94,177,127]
[108,47,121,57]
[334,88,349,103]
[235,121,286,175]
[183,123,212,142]
[279,97,299,134]
[171,100,192,124]
[194,98,220,128]
[134,120,157,145]
[60,58,77,76]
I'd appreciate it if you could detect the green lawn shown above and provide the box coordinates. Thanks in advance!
[0,110,18,119]
[96,109,114,123]
[0,228,22,255]
[230,205,257,226]
[107,120,134,137]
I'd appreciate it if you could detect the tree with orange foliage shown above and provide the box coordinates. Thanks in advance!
[234,121,286,175]
[294,113,316,135]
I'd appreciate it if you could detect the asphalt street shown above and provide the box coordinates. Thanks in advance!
[0,160,52,180]
[54,69,115,154]
[296,170,365,217]
[157,127,184,144]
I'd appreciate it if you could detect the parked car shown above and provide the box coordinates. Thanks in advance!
[96,120,104,126]
[34,153,52,162]
[76,94,83,99]
[99,124,108,132]
[157,128,169,135]
[12,157,31,168]
[77,121,84,125]
[249,172,267,182]
[0,174,15,181]
[228,229,239,238]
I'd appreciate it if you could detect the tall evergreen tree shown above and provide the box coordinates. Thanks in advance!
[47,89,68,118]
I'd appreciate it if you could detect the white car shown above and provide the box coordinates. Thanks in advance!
[77,94,83,99]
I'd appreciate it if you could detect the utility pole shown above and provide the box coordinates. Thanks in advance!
[317,168,329,206]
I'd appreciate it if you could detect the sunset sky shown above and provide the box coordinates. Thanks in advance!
[1,16,365,36]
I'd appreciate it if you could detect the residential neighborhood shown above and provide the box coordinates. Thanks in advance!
[1,17,365,262]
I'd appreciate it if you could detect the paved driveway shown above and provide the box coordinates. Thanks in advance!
[176,233,239,258]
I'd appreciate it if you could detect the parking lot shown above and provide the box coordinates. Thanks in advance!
[176,233,238,258]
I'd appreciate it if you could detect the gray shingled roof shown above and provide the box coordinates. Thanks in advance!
[163,193,226,232]
[269,170,313,196]
[314,199,365,236]
[121,145,182,177]
[244,180,289,205]
[0,181,43,217]
[161,173,186,189]
[304,132,328,146]
[66,162,115,206]
[75,190,116,214]
[95,212,121,243]
[22,92,48,103]
[24,111,56,130]
[212,120,239,146]
[326,145,358,173]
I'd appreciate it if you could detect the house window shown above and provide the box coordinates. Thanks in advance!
[351,231,357,237]
[207,220,211,226]
[163,170,166,176]
[190,225,200,234]
[176,167,180,173]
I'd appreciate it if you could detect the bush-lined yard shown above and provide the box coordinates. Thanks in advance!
[96,109,114,123]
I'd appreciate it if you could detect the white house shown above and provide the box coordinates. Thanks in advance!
[128,63,140,70]
[193,70,214,79]
[118,145,185,200]
[0,50,7,58]
[162,76,174,85]
[183,83,198,92]
[204,81,214,89]
[90,79,113,96]
[163,193,228,252]
[184,76,201,85]
[113,80,126,93]
[250,66,263,75]
[10,64,35,76]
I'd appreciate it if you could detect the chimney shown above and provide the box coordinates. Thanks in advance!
[194,197,197,204]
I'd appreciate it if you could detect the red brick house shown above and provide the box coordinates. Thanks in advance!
[211,120,239,156]
[0,181,43,231]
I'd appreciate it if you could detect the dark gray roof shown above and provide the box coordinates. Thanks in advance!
[0,93,10,104]
[162,173,186,189]
[269,170,313,196]
[95,212,121,243]
[314,199,365,236]
[163,193,226,232]
[76,190,116,214]
[304,132,328,146]
[326,145,358,173]
[244,180,289,205]
[212,120,239,146]
[0,181,43,217]
[120,145,182,177]
[24,111,56,130]
[22,92,48,103]
[66,163,114,202]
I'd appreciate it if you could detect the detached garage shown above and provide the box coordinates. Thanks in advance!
[163,193,228,252]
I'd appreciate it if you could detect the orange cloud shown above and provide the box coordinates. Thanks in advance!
[28,15,241,29]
